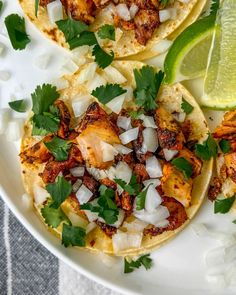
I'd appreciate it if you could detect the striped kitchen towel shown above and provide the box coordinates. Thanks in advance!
[0,197,122,295]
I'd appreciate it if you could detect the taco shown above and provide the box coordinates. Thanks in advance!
[20,60,212,256]
[19,0,207,58]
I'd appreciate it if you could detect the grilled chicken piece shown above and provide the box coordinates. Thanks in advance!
[155,106,185,150]
[133,163,149,183]
[60,0,95,24]
[77,103,120,169]
[177,148,202,178]
[160,163,193,207]
[20,135,53,165]
[208,177,222,201]
[120,191,133,211]
[224,152,236,183]
[82,174,99,193]
[134,9,159,45]
[144,197,188,236]
[93,0,110,8]
[55,100,71,139]
[40,0,53,6]
[41,145,83,183]
[214,111,236,139]
[96,221,117,237]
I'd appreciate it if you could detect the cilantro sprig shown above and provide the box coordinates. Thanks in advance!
[0,1,3,14]
[5,14,31,50]
[92,44,114,69]
[62,223,86,247]
[8,99,28,113]
[195,134,218,160]
[214,195,235,214]
[124,254,153,273]
[219,139,231,154]
[134,66,164,111]
[136,186,150,211]
[98,24,115,41]
[181,98,193,115]
[80,185,119,224]
[46,176,72,209]
[41,202,71,228]
[92,84,127,104]
[128,109,144,119]
[171,157,193,179]
[114,175,141,196]
[44,137,72,162]
[35,0,39,17]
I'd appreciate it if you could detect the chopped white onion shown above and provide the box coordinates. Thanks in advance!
[0,71,11,81]
[172,112,186,123]
[86,221,97,234]
[100,141,118,162]
[178,0,191,3]
[86,166,107,181]
[163,148,178,161]
[169,7,177,19]
[139,115,157,128]
[98,252,118,268]
[103,66,127,84]
[5,119,24,142]
[72,95,91,117]
[116,4,131,21]
[145,52,167,69]
[76,63,97,85]
[47,0,63,24]
[75,184,93,204]
[134,205,170,226]
[145,185,162,213]
[84,209,99,222]
[70,166,85,177]
[115,162,132,184]
[146,156,163,178]
[111,209,125,228]
[129,3,139,18]
[142,128,159,152]
[67,211,87,228]
[159,9,171,22]
[88,73,107,92]
[33,184,50,205]
[72,179,82,192]
[155,219,170,228]
[123,219,148,233]
[113,144,132,155]
[143,178,161,188]
[0,108,11,135]
[60,59,79,75]
[21,193,32,210]
[112,231,142,253]
[123,86,133,102]
[106,93,126,114]
[119,127,139,145]
[34,53,51,70]
[117,116,131,130]
[51,78,69,90]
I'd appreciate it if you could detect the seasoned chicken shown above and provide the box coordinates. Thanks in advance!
[55,100,71,139]
[224,152,236,183]
[177,148,202,178]
[20,135,53,165]
[155,106,185,150]
[160,163,193,207]
[77,102,120,169]
[93,0,110,8]
[134,9,159,45]
[40,0,53,6]
[60,0,95,24]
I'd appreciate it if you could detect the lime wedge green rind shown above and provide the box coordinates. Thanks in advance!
[164,15,216,84]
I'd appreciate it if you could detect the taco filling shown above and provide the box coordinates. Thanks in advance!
[20,61,212,255]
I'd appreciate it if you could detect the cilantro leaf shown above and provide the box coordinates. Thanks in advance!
[8,99,28,113]
[195,134,218,160]
[210,0,220,17]
[134,66,164,111]
[80,185,119,224]
[136,186,150,211]
[62,223,86,247]
[68,31,97,50]
[124,254,153,274]
[114,175,141,196]
[32,113,60,135]
[31,84,60,115]
[128,109,144,119]
[159,0,171,7]
[233,220,236,224]
[0,1,3,14]
[92,44,114,69]
[98,24,115,41]
[214,195,235,214]
[171,157,193,179]
[35,0,39,17]
[92,84,127,104]
[5,14,30,50]
[41,203,70,228]
[219,139,231,154]
[31,121,49,136]
[44,137,71,162]
[46,176,72,209]
[181,98,194,115]
[56,18,88,42]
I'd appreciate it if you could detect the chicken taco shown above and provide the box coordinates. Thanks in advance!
[20,60,212,256]
[19,0,207,58]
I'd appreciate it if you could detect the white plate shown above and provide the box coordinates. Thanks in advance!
[1,1,236,295]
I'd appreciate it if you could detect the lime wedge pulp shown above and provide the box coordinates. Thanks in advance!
[164,15,216,84]
[201,0,236,109]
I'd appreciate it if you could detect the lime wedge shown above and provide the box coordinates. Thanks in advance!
[201,0,236,109]
[164,15,216,84]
